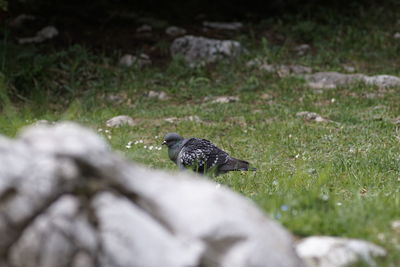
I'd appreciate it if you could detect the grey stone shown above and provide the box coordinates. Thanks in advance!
[296,236,386,267]
[146,90,169,100]
[393,32,400,39]
[106,115,136,127]
[119,53,151,68]
[136,24,152,33]
[166,26,187,36]
[255,63,312,77]
[362,75,400,88]
[211,96,240,103]
[170,35,244,66]
[296,111,329,122]
[203,21,243,31]
[18,26,59,44]
[305,72,400,89]
[0,122,305,267]
[304,72,365,89]
[293,44,310,56]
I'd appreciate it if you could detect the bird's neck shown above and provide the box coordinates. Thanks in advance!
[168,140,185,162]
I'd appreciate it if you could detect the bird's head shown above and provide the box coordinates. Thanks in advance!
[162,132,184,148]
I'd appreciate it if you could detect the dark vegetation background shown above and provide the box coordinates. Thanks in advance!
[0,0,397,105]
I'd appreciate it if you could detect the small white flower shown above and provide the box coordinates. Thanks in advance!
[336,202,342,206]
[331,98,336,103]
[295,154,300,159]
[105,129,110,134]
[98,128,103,132]
[127,141,133,146]
[125,145,131,149]
[272,180,279,186]
[139,140,144,143]
[155,135,159,139]
[288,134,292,138]
[158,147,162,150]
[134,141,139,145]
[107,135,112,139]
[149,146,154,150]
[144,145,147,149]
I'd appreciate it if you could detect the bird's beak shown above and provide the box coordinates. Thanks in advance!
[162,140,167,145]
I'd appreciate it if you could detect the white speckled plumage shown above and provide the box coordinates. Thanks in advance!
[163,133,255,176]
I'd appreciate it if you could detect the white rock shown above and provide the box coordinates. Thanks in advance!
[296,236,386,267]
[393,32,400,39]
[294,44,310,55]
[106,115,136,127]
[146,90,168,100]
[362,75,400,88]
[296,111,329,122]
[164,117,178,123]
[119,53,151,68]
[304,72,400,89]
[136,24,152,33]
[203,21,243,31]
[304,72,365,89]
[212,96,240,103]
[258,64,312,76]
[18,26,59,44]
[170,35,244,66]
[0,122,306,267]
[165,26,187,36]
[185,115,202,122]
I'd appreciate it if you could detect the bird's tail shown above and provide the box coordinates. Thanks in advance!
[219,157,257,172]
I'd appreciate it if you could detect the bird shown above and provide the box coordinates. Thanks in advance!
[162,132,256,176]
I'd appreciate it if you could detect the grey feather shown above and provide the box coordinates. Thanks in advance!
[163,133,256,176]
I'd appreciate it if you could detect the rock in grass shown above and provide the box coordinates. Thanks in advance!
[165,26,187,36]
[119,53,151,68]
[106,115,136,127]
[202,21,243,31]
[296,111,329,123]
[293,44,311,56]
[0,122,305,267]
[211,96,240,103]
[304,72,365,89]
[18,26,59,44]
[296,236,386,267]
[305,72,400,89]
[146,90,169,100]
[363,75,400,88]
[170,35,244,66]
[136,24,152,33]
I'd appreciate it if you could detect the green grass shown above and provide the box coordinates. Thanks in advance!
[2,5,400,266]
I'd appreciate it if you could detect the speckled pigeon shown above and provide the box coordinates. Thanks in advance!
[162,133,256,176]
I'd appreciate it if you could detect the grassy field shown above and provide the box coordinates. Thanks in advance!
[1,4,400,266]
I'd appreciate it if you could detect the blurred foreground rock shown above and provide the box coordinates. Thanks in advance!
[0,122,305,267]
[171,35,244,66]
[296,236,386,267]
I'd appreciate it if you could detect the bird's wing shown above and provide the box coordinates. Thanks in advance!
[178,138,229,171]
